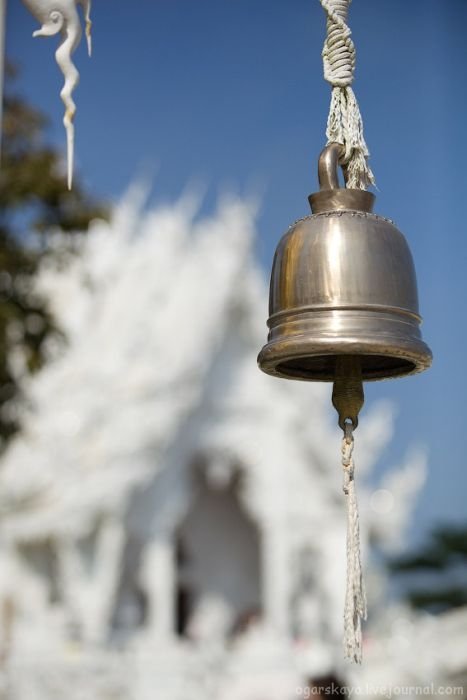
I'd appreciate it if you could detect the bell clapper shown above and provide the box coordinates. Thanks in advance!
[332,356,367,663]
[332,355,364,432]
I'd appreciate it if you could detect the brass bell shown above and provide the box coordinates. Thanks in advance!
[258,143,432,426]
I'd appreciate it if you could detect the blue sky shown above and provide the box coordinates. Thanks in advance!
[6,0,467,546]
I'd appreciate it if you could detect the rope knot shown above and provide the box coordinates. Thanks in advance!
[321,0,355,88]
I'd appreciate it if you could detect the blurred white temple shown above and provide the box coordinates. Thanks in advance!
[0,189,465,699]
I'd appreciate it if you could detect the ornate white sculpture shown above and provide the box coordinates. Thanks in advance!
[21,0,92,189]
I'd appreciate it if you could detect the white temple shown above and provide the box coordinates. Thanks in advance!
[0,189,465,699]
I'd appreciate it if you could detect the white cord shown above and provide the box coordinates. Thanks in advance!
[320,0,375,190]
[342,423,367,663]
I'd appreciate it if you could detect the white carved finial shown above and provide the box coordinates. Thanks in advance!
[81,0,92,57]
[21,0,92,189]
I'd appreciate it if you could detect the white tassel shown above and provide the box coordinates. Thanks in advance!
[342,425,367,663]
[326,86,374,190]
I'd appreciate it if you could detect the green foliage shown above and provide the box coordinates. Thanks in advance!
[0,66,108,447]
[389,523,467,613]
[407,587,467,612]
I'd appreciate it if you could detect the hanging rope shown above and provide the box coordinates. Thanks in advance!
[319,0,374,190]
[341,421,367,663]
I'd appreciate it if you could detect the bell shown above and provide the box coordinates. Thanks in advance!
[258,143,432,424]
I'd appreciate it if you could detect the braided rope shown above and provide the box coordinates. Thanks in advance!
[320,0,375,190]
[322,0,354,87]
[342,423,367,663]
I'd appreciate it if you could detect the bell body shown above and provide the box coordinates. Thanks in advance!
[258,148,432,382]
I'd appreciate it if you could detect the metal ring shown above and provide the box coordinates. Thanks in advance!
[343,417,357,436]
[318,142,346,190]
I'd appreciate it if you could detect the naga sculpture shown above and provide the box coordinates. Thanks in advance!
[21,0,92,189]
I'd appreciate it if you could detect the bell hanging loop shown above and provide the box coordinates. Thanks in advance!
[317,141,348,189]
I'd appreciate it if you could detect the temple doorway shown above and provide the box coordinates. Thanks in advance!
[175,471,261,641]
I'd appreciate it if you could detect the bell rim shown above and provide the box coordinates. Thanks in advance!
[257,336,432,382]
